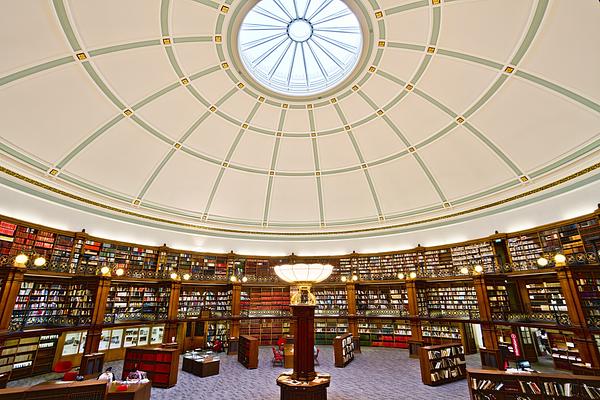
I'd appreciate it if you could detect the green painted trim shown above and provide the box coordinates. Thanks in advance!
[132,82,180,110]
[411,54,432,84]
[179,111,211,143]
[387,42,426,52]
[416,122,457,149]
[357,91,378,109]
[89,40,160,57]
[463,74,509,118]
[189,0,220,9]
[81,62,125,109]
[52,0,81,51]
[436,48,503,70]
[190,65,221,80]
[384,0,428,16]
[203,168,226,216]
[375,70,405,86]
[216,87,238,107]
[463,122,523,176]
[453,180,518,206]
[412,88,457,117]
[56,115,124,168]
[315,175,325,225]
[160,0,170,36]
[186,86,211,107]
[515,70,600,114]
[138,148,176,198]
[430,7,441,46]
[380,115,411,147]
[130,115,175,145]
[0,142,47,171]
[165,47,184,78]
[263,175,274,223]
[172,36,213,44]
[511,0,549,65]
[413,153,447,202]
[59,173,131,203]
[0,56,74,87]
[530,137,600,179]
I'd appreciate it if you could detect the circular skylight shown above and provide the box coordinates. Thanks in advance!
[238,0,362,97]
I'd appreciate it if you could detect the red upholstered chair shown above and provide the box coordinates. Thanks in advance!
[272,347,284,367]
[53,360,73,374]
[62,371,78,381]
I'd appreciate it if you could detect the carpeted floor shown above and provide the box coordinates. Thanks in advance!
[7,346,563,399]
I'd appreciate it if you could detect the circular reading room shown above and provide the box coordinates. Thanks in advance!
[0,1,599,399]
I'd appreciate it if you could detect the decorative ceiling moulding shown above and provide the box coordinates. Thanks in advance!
[0,162,598,241]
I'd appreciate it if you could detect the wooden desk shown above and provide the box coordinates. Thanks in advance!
[0,380,107,400]
[182,354,220,377]
[107,382,151,400]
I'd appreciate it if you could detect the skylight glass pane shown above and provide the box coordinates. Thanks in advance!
[239,0,362,96]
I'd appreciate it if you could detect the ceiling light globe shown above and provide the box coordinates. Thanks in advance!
[15,254,28,264]
[274,263,333,284]
[33,256,46,267]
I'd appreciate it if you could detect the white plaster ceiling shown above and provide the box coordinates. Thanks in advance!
[0,0,599,244]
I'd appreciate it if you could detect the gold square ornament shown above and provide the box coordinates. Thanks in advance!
[427,46,436,54]
[49,168,59,176]
[504,66,515,74]
[368,66,376,73]
[162,38,171,45]
[215,35,222,43]
[76,52,87,60]
[123,109,133,116]
[181,78,189,85]
[220,5,229,13]
[375,11,383,19]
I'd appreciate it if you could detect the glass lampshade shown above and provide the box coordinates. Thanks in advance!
[274,263,333,283]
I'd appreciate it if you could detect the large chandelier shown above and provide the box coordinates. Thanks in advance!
[274,263,333,305]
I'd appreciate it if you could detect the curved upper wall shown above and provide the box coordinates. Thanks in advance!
[0,1,599,241]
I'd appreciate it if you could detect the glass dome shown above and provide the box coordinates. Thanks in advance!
[238,0,362,97]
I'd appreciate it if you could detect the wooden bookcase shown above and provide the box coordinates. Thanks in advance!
[355,284,408,316]
[574,269,600,328]
[122,346,179,388]
[105,282,170,323]
[333,332,354,367]
[419,343,466,386]
[467,368,600,399]
[0,334,59,380]
[357,318,410,348]
[548,332,583,371]
[178,285,232,318]
[313,287,347,316]
[315,318,348,345]
[237,335,258,369]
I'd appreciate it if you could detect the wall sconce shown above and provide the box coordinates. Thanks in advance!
[115,267,125,276]
[397,272,405,280]
[460,267,469,275]
[100,266,111,276]
[182,273,191,281]
[14,254,28,265]
[170,272,179,280]
[241,276,248,283]
[341,276,347,282]
[33,256,46,267]
[408,272,417,280]
[554,253,566,267]
[230,275,237,282]
[351,274,358,282]
[537,257,549,267]
[474,265,484,274]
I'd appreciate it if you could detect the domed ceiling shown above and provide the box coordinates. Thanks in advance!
[0,0,599,241]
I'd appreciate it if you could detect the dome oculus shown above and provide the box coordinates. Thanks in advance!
[238,0,362,96]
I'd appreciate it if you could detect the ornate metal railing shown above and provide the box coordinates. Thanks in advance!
[491,312,572,327]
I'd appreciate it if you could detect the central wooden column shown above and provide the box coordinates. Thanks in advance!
[164,280,182,345]
[277,304,330,400]
[291,305,316,381]
[0,261,26,333]
[83,275,111,354]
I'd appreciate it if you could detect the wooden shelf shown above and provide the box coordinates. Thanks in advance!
[419,343,466,386]
[237,335,258,369]
[333,332,354,368]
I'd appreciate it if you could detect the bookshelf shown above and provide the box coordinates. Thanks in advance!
[356,285,408,316]
[450,242,495,273]
[122,347,179,388]
[10,279,95,331]
[549,332,582,371]
[574,270,600,328]
[313,287,347,316]
[241,287,290,317]
[525,281,567,315]
[418,283,478,318]
[238,335,259,369]
[315,318,348,345]
[486,283,511,316]
[206,321,229,348]
[0,334,59,380]
[333,332,354,367]
[419,343,465,386]
[178,286,232,318]
[105,283,171,323]
[358,318,410,348]
[507,233,544,269]
[467,368,600,400]
[239,318,289,345]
